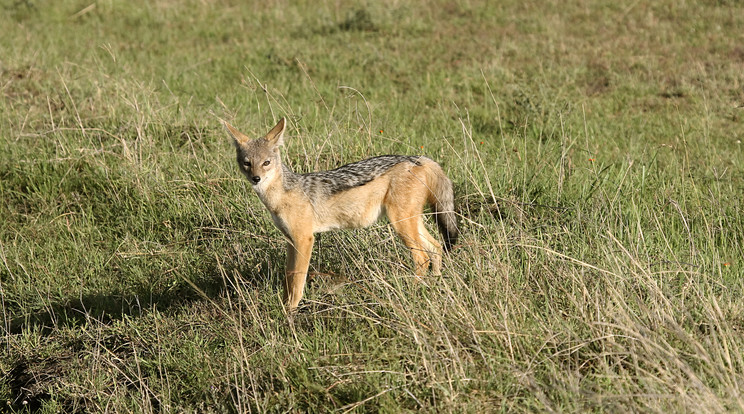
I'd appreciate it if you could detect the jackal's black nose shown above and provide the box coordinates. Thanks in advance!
[251,176,261,184]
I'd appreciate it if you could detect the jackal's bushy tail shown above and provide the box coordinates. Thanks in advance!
[427,162,459,252]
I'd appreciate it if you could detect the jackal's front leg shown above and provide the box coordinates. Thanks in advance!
[283,234,314,312]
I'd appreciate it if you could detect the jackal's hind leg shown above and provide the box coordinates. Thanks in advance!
[419,221,443,275]
[387,213,432,276]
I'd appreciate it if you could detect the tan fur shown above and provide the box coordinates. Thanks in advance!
[224,118,457,312]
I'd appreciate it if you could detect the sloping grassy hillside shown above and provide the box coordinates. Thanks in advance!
[2,0,743,412]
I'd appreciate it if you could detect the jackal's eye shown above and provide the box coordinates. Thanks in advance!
[262,160,271,167]
[243,161,251,168]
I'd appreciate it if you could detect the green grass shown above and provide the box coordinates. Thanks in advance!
[2,0,744,412]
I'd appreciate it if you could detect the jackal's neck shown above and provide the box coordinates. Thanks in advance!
[254,161,298,211]
[278,161,301,188]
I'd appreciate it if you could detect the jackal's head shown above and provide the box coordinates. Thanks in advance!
[223,118,285,193]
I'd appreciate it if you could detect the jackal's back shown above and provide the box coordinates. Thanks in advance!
[289,155,424,199]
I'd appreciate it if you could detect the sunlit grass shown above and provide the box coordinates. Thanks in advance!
[1,0,743,412]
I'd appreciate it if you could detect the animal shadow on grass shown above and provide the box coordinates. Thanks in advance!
[4,255,278,412]
[6,256,278,336]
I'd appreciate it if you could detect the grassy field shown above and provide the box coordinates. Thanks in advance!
[2,0,744,412]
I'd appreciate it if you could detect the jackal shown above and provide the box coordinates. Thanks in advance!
[224,118,458,311]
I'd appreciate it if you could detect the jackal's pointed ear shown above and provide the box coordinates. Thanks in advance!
[223,121,251,146]
[264,117,285,148]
